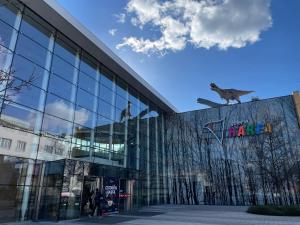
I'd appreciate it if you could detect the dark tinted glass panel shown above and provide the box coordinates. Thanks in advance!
[98,99,112,119]
[99,84,114,104]
[76,88,95,112]
[78,72,96,95]
[48,74,74,102]
[5,78,44,110]
[45,94,74,121]
[42,114,73,139]
[11,54,47,89]
[74,105,94,128]
[16,34,48,68]
[0,19,15,49]
[115,108,123,122]
[54,34,78,66]
[1,103,42,132]
[51,55,77,84]
[0,1,18,27]
[20,8,53,48]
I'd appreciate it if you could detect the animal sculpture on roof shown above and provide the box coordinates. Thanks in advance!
[210,83,254,104]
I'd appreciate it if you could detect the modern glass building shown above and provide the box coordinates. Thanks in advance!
[0,0,300,223]
[0,0,174,222]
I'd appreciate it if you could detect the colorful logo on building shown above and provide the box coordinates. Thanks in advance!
[228,122,272,137]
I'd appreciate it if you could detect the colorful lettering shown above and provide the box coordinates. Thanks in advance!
[237,125,245,137]
[229,127,236,137]
[246,124,255,135]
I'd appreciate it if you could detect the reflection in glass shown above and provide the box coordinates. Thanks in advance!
[15,34,48,68]
[80,52,97,78]
[76,88,96,112]
[11,54,47,89]
[74,105,92,128]
[99,84,114,104]
[98,99,113,119]
[0,19,17,49]
[1,103,42,133]
[45,94,74,122]
[100,70,114,90]
[48,74,75,103]
[0,1,19,27]
[116,79,127,98]
[42,114,73,140]
[5,78,45,110]
[51,55,77,84]
[78,72,96,95]
[0,45,13,72]
[54,34,79,67]
[20,8,53,48]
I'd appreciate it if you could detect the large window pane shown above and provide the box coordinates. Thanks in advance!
[42,114,73,140]
[78,72,96,95]
[74,105,93,129]
[0,45,13,72]
[129,88,139,107]
[98,99,113,119]
[48,73,75,102]
[54,33,79,67]
[116,79,127,98]
[11,54,47,89]
[115,95,127,110]
[1,103,42,133]
[100,68,114,90]
[99,84,114,105]
[5,78,45,110]
[20,8,53,48]
[80,52,97,78]
[0,1,19,27]
[51,55,77,84]
[38,136,71,161]
[0,19,16,50]
[76,88,95,112]
[15,34,48,68]
[45,94,74,122]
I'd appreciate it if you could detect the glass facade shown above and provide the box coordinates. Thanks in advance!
[1,0,300,223]
[0,0,167,222]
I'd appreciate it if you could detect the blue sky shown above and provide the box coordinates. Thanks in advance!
[56,0,300,112]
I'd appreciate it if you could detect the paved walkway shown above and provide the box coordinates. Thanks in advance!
[3,205,300,225]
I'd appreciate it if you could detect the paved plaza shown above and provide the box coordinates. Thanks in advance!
[3,205,300,225]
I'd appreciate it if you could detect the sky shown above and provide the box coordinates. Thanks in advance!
[56,0,300,112]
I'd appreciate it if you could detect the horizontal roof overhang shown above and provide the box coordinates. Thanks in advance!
[20,0,178,113]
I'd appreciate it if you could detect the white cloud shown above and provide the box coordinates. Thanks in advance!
[109,28,117,36]
[117,0,272,55]
[115,13,126,23]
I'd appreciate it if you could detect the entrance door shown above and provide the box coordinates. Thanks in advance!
[80,176,101,216]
